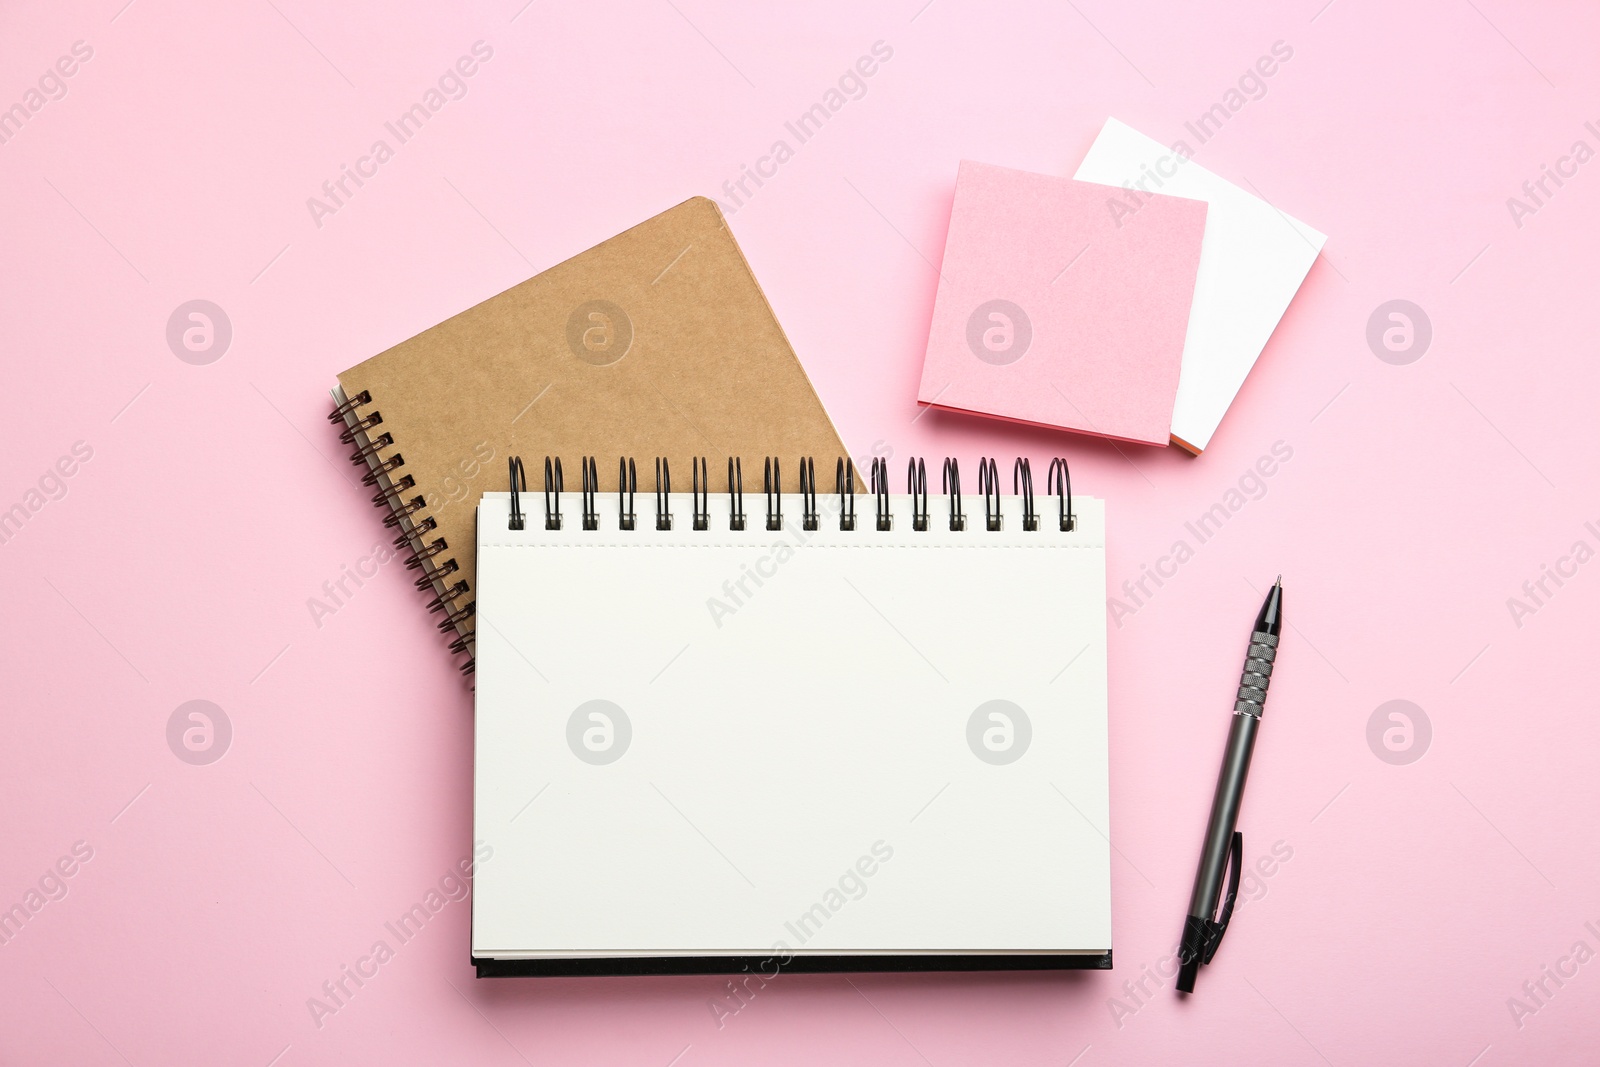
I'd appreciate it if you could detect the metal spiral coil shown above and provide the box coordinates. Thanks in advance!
[836,458,855,531]
[942,458,964,532]
[507,457,526,531]
[618,457,637,531]
[393,516,437,548]
[337,410,382,444]
[503,455,1076,542]
[728,457,745,531]
[763,457,782,531]
[798,457,818,531]
[330,440,1086,686]
[655,457,672,531]
[691,457,709,531]
[582,457,600,531]
[1047,457,1075,532]
[328,385,474,677]
[908,458,928,531]
[348,432,394,464]
[1015,458,1038,531]
[425,580,470,613]
[870,457,891,531]
[978,457,1001,531]
[544,457,564,530]
[360,453,405,487]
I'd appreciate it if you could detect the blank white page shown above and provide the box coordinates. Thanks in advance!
[472,486,1109,959]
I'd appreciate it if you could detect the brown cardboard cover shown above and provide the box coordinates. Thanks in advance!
[336,196,854,665]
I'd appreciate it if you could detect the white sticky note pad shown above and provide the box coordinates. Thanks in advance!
[1075,117,1327,453]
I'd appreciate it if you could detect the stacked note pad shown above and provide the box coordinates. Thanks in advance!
[919,118,1326,453]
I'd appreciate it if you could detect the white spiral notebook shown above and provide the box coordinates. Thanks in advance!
[471,457,1111,976]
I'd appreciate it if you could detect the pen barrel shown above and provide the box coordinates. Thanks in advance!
[1179,615,1279,991]
[1185,711,1259,921]
[1185,627,1277,921]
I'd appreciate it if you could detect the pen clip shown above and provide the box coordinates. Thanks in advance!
[1201,830,1244,964]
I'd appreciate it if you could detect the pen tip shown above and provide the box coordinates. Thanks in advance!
[1274,575,1282,588]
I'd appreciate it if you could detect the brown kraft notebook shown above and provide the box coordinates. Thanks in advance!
[328,196,854,677]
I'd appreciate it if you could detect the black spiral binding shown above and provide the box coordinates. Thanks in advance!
[393,515,436,546]
[836,459,856,531]
[943,458,965,532]
[763,458,782,531]
[978,457,1001,531]
[691,457,709,531]
[1015,458,1038,532]
[799,458,818,531]
[498,454,1079,547]
[361,451,405,486]
[1047,457,1076,532]
[655,458,672,531]
[870,458,891,531]
[908,458,929,531]
[618,458,637,531]
[581,457,599,531]
[349,431,393,464]
[543,458,563,530]
[329,386,475,676]
[728,458,745,531]
[508,457,526,531]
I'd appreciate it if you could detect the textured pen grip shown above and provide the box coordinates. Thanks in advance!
[1234,631,1279,716]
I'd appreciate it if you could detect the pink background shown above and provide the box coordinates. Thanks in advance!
[3,0,1597,1063]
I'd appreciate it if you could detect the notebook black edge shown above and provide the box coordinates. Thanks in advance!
[472,952,1112,978]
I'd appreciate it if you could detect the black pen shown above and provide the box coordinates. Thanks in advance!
[1176,577,1283,994]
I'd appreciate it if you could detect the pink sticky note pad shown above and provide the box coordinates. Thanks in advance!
[918,161,1208,446]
